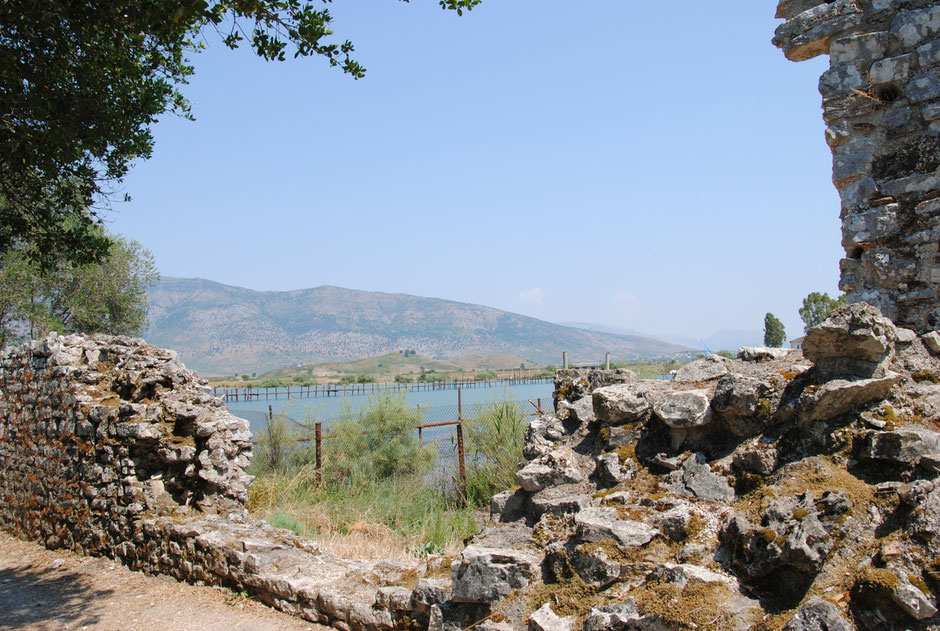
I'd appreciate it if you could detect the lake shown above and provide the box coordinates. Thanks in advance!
[224,381,556,437]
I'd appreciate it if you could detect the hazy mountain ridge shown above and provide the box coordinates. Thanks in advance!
[146,278,694,375]
[559,321,765,354]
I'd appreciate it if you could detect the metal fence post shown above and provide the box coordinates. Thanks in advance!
[315,422,322,485]
[456,421,466,499]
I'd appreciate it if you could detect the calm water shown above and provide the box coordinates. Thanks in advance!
[225,381,555,436]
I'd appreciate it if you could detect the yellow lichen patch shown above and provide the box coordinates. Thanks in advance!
[525,566,603,620]
[912,370,940,384]
[779,370,800,381]
[599,427,610,443]
[757,399,774,418]
[750,611,797,631]
[758,528,778,544]
[613,443,637,462]
[908,572,933,597]
[631,580,737,630]
[733,484,782,522]
[854,565,898,593]
[776,457,875,511]
[686,514,706,540]
[576,536,686,579]
[793,509,809,520]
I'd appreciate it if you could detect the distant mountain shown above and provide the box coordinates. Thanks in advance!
[146,278,693,375]
[703,330,765,352]
[559,321,764,354]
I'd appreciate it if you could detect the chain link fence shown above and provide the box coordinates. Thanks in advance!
[237,391,548,506]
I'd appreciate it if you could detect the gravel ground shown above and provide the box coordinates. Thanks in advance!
[0,532,326,631]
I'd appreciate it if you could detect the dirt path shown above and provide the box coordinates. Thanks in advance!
[0,533,327,631]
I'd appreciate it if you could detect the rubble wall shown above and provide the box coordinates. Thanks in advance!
[773,0,940,332]
[0,334,448,631]
[438,306,940,631]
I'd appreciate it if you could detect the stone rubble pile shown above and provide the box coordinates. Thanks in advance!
[427,304,940,631]
[773,0,940,332]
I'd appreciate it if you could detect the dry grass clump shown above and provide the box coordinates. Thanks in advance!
[631,580,737,630]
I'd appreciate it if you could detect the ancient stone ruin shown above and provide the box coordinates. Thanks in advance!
[1,4,940,631]
[0,334,454,630]
[773,0,940,331]
[4,306,940,630]
[437,304,940,631]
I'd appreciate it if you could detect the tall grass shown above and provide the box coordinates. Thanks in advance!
[247,392,497,559]
[463,395,527,507]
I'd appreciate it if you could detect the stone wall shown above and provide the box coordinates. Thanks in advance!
[0,334,450,630]
[773,0,940,332]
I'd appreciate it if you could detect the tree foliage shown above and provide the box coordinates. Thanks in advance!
[799,291,846,333]
[0,230,158,346]
[0,0,481,265]
[763,312,786,348]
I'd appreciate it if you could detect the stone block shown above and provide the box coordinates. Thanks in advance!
[451,546,540,604]
[869,54,912,84]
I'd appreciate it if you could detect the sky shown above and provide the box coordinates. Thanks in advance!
[110,1,840,342]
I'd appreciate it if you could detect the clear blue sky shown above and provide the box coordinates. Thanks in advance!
[110,1,839,341]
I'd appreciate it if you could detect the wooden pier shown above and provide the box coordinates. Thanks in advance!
[212,376,552,402]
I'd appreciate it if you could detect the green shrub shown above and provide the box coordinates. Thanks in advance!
[394,374,413,383]
[474,370,498,381]
[327,393,435,485]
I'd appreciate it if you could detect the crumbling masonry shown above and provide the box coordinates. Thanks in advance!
[773,0,940,331]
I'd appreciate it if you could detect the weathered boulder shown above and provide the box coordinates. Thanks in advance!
[655,506,696,542]
[781,596,853,631]
[646,563,735,588]
[731,448,778,477]
[557,396,594,424]
[582,601,663,631]
[594,452,630,486]
[451,546,540,604]
[712,373,776,436]
[857,427,940,470]
[799,373,901,423]
[663,453,734,502]
[652,390,714,429]
[924,331,940,354]
[554,369,638,405]
[575,508,658,548]
[528,604,575,631]
[593,384,653,426]
[722,490,851,578]
[516,452,584,493]
[529,486,591,517]
[569,542,623,588]
[523,416,566,460]
[802,303,897,377]
[490,489,527,522]
[738,347,794,362]
[673,356,730,382]
[891,572,938,620]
